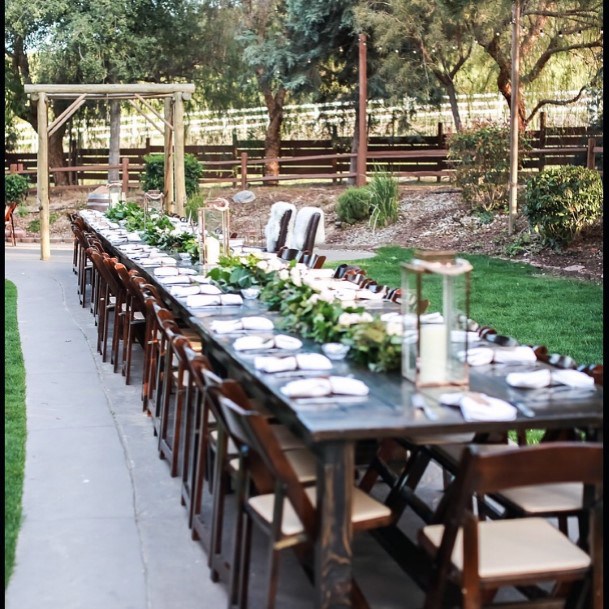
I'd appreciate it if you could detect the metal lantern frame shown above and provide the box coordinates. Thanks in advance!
[401,250,472,388]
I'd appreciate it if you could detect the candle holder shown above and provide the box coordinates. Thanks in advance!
[198,197,231,264]
[401,250,472,388]
[144,190,164,221]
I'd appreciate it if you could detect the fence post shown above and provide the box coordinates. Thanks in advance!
[9,164,18,173]
[586,138,596,169]
[538,111,546,172]
[121,157,129,199]
[240,152,248,189]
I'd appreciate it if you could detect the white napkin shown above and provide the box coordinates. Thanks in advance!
[552,369,595,388]
[189,275,212,284]
[221,294,243,306]
[169,285,199,297]
[440,392,517,422]
[254,353,332,373]
[355,289,384,301]
[255,355,298,373]
[280,376,369,398]
[198,284,222,295]
[211,317,274,334]
[273,335,303,350]
[233,336,275,351]
[451,330,481,343]
[127,232,142,242]
[459,347,494,366]
[506,369,552,388]
[187,294,221,307]
[178,268,197,275]
[303,269,335,279]
[493,346,537,363]
[153,267,179,276]
[157,276,192,285]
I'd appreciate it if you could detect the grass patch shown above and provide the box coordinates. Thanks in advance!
[330,246,603,366]
[5,280,27,587]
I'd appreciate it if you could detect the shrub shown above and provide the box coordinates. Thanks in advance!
[335,187,372,224]
[447,122,529,212]
[368,169,399,230]
[523,166,603,249]
[141,153,203,196]
[5,174,30,204]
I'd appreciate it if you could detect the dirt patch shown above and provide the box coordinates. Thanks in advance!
[8,183,603,282]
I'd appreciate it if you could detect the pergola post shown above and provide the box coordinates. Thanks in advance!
[36,92,51,260]
[173,92,186,217]
[356,33,368,187]
[164,97,175,213]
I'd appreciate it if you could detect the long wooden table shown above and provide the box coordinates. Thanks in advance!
[84,213,604,609]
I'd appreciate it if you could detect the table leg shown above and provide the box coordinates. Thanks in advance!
[315,440,355,609]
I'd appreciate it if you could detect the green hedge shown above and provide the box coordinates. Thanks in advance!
[140,153,203,196]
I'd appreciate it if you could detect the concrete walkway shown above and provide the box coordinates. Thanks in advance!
[5,243,438,609]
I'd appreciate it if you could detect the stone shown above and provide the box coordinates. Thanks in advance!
[563,265,585,272]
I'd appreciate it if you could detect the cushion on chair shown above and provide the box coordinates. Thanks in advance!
[270,424,306,451]
[499,482,583,513]
[248,486,392,537]
[420,517,591,580]
[265,202,296,252]
[291,207,325,250]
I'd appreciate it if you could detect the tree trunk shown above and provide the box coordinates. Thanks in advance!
[444,81,463,133]
[497,67,527,131]
[49,123,69,186]
[261,85,286,185]
[108,100,121,183]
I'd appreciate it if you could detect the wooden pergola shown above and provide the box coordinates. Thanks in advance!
[23,83,195,260]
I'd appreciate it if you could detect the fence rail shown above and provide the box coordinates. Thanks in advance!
[5,124,603,192]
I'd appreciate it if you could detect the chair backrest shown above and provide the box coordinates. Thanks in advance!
[212,379,317,534]
[291,207,325,251]
[265,202,296,253]
[5,202,18,223]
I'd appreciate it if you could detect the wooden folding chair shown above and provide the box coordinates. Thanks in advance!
[419,442,603,609]
[211,379,395,609]
[5,202,19,246]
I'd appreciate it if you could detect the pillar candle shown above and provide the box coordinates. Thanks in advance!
[205,236,220,266]
[418,323,447,385]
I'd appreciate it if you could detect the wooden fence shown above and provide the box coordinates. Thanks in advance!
[5,122,603,191]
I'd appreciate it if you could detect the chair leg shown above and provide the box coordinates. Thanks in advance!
[208,433,229,581]
[237,513,254,609]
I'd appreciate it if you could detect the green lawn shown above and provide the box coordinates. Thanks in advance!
[5,280,26,588]
[333,246,603,366]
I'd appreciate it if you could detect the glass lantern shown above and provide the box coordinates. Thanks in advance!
[401,250,472,388]
[197,198,231,267]
[108,181,123,209]
[144,190,164,220]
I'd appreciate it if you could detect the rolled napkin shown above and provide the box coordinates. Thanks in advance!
[169,285,201,297]
[255,355,297,373]
[233,336,275,351]
[198,284,223,295]
[281,376,369,398]
[127,232,142,242]
[157,276,192,285]
[506,368,552,388]
[211,316,275,334]
[459,347,494,367]
[273,335,303,350]
[189,275,212,284]
[178,268,197,275]
[154,267,179,276]
[451,330,482,343]
[187,294,221,307]
[493,345,537,363]
[221,294,243,306]
[552,368,595,388]
[440,391,517,422]
[254,353,332,373]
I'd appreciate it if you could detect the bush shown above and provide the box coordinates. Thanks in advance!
[141,153,203,196]
[5,174,30,204]
[447,122,529,212]
[368,170,400,230]
[335,187,372,224]
[523,166,603,249]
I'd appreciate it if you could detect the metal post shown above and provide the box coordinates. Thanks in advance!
[356,33,368,187]
[508,0,521,235]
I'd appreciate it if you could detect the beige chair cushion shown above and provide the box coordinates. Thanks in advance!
[284,448,317,483]
[209,429,238,455]
[270,424,306,451]
[420,517,591,580]
[248,486,392,537]
[500,482,583,513]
